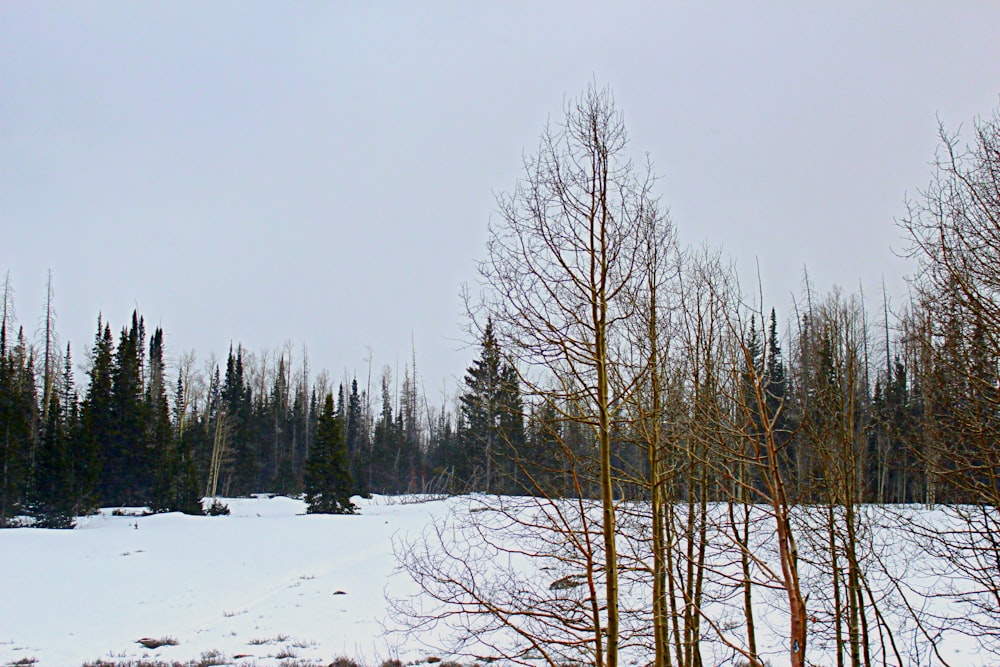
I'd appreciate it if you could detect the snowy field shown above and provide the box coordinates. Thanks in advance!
[0,495,992,667]
[0,496,447,667]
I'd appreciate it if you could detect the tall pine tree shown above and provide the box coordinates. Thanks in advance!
[457,319,525,494]
[304,392,355,514]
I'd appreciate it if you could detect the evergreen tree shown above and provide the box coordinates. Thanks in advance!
[346,379,370,497]
[60,343,83,515]
[1,326,39,525]
[457,319,525,493]
[398,365,424,493]
[304,392,355,514]
[170,373,203,514]
[370,372,399,493]
[222,345,254,495]
[147,328,197,513]
[764,309,794,449]
[103,312,147,506]
[78,318,114,512]
[32,388,73,527]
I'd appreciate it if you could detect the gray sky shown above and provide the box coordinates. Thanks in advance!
[2,2,999,396]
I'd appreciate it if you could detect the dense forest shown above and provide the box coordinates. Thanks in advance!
[0,272,971,527]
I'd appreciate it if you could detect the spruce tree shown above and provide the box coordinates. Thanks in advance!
[346,379,370,497]
[104,312,147,506]
[170,372,204,515]
[78,318,114,512]
[304,393,355,514]
[33,388,73,527]
[1,327,39,525]
[148,328,187,513]
[764,309,792,444]
[222,345,254,495]
[457,319,525,494]
[369,374,398,494]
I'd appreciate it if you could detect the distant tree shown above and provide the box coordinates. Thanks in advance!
[221,345,254,495]
[59,343,84,514]
[765,308,792,441]
[304,392,355,514]
[103,312,148,506]
[369,370,399,494]
[32,387,73,527]
[78,317,114,512]
[1,320,40,525]
[346,379,370,497]
[398,362,424,493]
[457,318,525,494]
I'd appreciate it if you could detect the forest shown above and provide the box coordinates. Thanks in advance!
[3,88,1000,667]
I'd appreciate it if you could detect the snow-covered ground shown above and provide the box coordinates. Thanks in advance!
[0,495,446,667]
[0,495,992,667]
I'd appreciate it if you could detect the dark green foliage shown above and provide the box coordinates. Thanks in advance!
[221,346,254,495]
[148,329,202,515]
[0,326,39,526]
[94,312,148,507]
[304,393,355,514]
[80,318,114,510]
[205,499,230,515]
[346,379,370,497]
[369,375,399,494]
[455,319,525,494]
[32,389,74,527]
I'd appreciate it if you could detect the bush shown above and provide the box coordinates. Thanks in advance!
[328,658,360,667]
[205,500,230,516]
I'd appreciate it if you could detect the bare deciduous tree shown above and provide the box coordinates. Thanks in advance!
[476,84,662,667]
[900,106,1000,656]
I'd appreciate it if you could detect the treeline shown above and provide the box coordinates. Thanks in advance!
[0,249,993,528]
[0,283,528,526]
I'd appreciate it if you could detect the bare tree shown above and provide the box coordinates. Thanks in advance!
[476,84,662,667]
[900,106,1000,656]
[38,270,59,422]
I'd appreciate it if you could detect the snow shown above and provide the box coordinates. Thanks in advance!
[0,495,446,667]
[0,496,993,667]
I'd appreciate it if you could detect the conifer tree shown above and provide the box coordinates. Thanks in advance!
[369,372,399,493]
[78,317,114,512]
[1,325,39,525]
[346,379,370,497]
[304,392,355,514]
[33,388,73,527]
[222,345,254,495]
[104,312,147,506]
[458,319,525,493]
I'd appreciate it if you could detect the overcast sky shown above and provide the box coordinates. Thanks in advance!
[2,2,999,397]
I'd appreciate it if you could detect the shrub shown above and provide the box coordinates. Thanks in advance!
[328,658,360,667]
[205,500,230,516]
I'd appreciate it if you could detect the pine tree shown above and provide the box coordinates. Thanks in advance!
[103,312,147,506]
[457,319,525,493]
[60,343,83,515]
[32,388,73,527]
[222,345,254,495]
[369,372,398,493]
[1,325,40,526]
[346,379,370,497]
[78,317,114,512]
[304,393,355,514]
[148,328,192,513]
[764,309,792,446]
